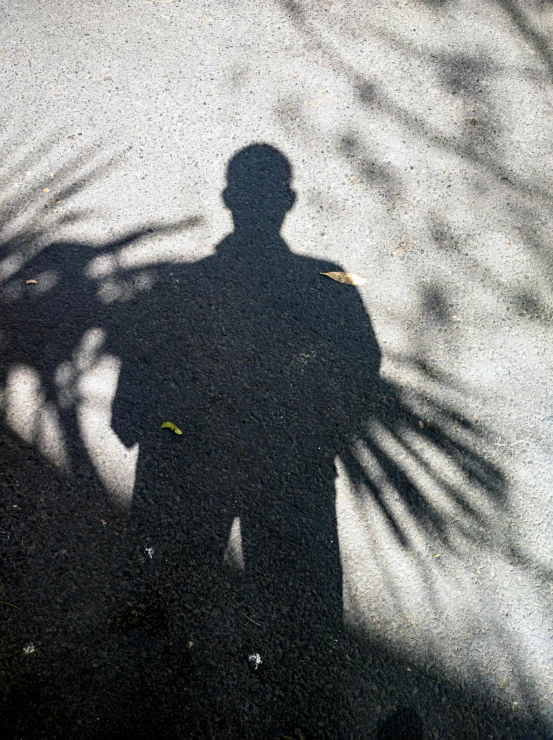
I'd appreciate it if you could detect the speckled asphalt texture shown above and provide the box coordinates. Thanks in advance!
[1,1,553,738]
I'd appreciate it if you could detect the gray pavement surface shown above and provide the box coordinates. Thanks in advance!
[1,1,553,737]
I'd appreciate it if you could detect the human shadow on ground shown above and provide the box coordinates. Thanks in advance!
[1,144,541,739]
[108,144,381,737]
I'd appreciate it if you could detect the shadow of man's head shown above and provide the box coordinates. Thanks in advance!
[223,144,296,237]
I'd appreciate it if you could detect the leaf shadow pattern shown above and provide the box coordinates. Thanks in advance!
[344,372,507,555]
[0,143,546,740]
[0,139,204,486]
[277,0,553,329]
[494,0,553,79]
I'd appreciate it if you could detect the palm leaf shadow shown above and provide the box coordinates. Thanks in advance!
[342,369,508,556]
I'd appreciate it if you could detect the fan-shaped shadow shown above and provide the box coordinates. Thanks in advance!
[343,372,507,554]
[1,143,539,739]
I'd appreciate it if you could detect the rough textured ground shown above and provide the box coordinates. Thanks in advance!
[1,1,553,738]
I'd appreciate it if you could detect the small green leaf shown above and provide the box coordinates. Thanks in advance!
[160,421,182,435]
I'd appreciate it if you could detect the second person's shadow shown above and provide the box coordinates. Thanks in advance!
[111,144,382,737]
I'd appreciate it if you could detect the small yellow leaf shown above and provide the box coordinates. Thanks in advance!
[43,187,51,193]
[434,553,441,558]
[26,279,38,285]
[418,420,424,428]
[320,271,366,286]
[160,421,182,435]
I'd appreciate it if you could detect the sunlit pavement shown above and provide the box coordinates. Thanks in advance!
[1,1,553,738]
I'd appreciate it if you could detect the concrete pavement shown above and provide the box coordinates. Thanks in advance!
[1,1,553,737]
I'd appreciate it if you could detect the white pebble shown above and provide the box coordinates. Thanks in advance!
[248,653,262,669]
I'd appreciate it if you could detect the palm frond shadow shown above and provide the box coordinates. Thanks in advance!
[0,145,122,264]
[342,372,508,556]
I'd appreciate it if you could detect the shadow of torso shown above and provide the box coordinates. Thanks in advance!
[112,230,381,735]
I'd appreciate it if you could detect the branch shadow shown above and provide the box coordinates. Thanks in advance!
[276,0,553,327]
[0,143,547,738]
